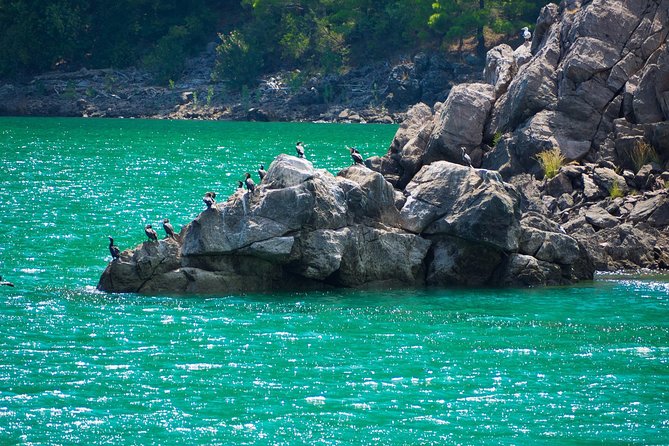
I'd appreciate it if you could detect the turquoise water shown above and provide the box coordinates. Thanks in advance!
[1,118,668,444]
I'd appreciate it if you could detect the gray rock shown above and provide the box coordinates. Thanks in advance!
[572,223,665,271]
[426,236,502,286]
[239,236,295,262]
[494,254,564,287]
[519,213,581,265]
[487,21,560,135]
[557,193,574,210]
[484,44,516,98]
[263,154,316,189]
[292,229,349,280]
[593,167,629,196]
[399,161,521,252]
[388,103,434,155]
[634,163,660,190]
[585,205,619,229]
[514,43,532,68]
[335,226,432,287]
[545,172,573,197]
[337,164,400,224]
[97,238,182,293]
[630,193,669,226]
[424,83,496,164]
[372,102,435,188]
[582,174,604,200]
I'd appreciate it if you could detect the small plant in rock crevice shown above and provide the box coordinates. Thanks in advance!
[609,180,625,199]
[536,147,566,180]
[492,131,503,147]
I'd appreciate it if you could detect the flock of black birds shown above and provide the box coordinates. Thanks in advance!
[107,219,177,261]
[106,141,369,262]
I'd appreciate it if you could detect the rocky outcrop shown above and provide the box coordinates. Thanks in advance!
[98,153,590,293]
[99,1,669,292]
[368,0,669,273]
[481,0,669,174]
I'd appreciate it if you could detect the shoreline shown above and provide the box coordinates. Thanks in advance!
[0,50,483,124]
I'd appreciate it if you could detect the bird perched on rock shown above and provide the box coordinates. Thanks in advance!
[244,172,256,195]
[237,180,244,189]
[203,191,216,208]
[108,236,121,260]
[258,164,267,181]
[296,141,305,158]
[521,26,531,43]
[461,147,472,167]
[0,275,15,287]
[349,146,364,165]
[145,224,158,242]
[163,218,176,239]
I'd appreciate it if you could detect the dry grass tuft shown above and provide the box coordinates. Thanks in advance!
[629,140,659,172]
[536,147,566,180]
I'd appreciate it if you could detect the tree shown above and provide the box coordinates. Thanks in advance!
[429,0,548,56]
[214,30,263,89]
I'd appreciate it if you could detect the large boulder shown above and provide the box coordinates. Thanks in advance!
[484,44,516,98]
[367,102,435,188]
[426,236,503,287]
[99,155,434,292]
[97,238,183,293]
[484,0,669,178]
[337,164,400,224]
[424,83,496,165]
[400,161,521,252]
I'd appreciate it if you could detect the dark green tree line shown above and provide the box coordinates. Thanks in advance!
[0,0,548,85]
[0,0,237,80]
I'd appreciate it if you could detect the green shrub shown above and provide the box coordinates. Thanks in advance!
[206,86,214,106]
[629,140,659,172]
[214,30,263,91]
[63,80,76,99]
[143,25,189,85]
[536,147,565,179]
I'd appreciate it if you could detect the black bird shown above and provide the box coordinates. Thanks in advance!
[349,146,364,165]
[108,236,121,260]
[244,172,256,194]
[296,141,305,158]
[258,164,267,181]
[145,224,158,242]
[461,147,472,167]
[237,180,244,189]
[163,218,176,239]
[0,275,15,287]
[203,191,216,208]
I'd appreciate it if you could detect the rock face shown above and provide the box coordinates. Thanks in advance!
[481,0,669,174]
[98,154,590,294]
[367,1,669,273]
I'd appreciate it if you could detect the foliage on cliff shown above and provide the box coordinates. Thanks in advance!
[0,0,548,84]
